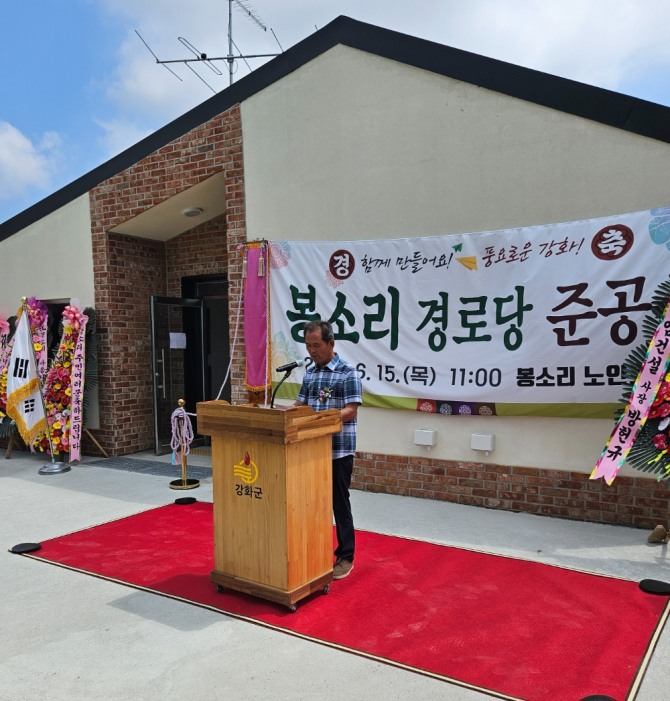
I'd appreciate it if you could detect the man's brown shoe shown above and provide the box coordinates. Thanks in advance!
[333,558,354,580]
[648,525,668,544]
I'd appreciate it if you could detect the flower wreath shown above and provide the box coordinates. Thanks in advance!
[33,306,86,455]
[1,301,96,450]
[620,277,670,479]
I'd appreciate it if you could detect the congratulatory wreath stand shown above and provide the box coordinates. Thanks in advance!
[38,303,90,474]
[4,298,69,474]
[2,298,93,475]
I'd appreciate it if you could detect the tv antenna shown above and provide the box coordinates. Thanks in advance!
[136,0,283,92]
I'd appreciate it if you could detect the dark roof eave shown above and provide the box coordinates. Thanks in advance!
[342,18,670,142]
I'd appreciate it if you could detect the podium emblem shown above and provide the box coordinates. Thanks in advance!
[233,451,259,484]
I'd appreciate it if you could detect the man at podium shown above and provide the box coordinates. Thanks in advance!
[294,320,362,580]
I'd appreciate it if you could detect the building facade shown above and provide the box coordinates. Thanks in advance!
[3,17,670,528]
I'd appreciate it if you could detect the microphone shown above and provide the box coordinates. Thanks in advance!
[275,360,304,373]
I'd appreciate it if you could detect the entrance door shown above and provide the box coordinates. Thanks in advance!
[150,297,204,455]
[196,279,230,404]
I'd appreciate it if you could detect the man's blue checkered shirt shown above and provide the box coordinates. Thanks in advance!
[297,353,362,458]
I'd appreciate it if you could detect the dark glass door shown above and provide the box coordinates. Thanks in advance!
[150,297,204,454]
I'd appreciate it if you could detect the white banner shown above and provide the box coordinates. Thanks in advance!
[69,313,88,463]
[269,208,670,418]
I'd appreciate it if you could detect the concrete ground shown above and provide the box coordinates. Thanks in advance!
[2,449,670,701]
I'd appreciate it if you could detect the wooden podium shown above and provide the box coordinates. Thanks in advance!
[196,400,342,610]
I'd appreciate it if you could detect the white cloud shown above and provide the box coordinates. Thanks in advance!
[0,122,61,201]
[98,0,234,127]
[438,0,670,92]
[93,117,153,160]
[106,30,216,122]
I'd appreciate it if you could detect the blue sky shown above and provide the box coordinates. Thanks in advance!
[2,0,670,226]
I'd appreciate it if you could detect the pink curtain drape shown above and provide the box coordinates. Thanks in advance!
[243,244,270,393]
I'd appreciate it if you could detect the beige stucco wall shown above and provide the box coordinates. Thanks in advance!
[0,194,99,430]
[0,194,95,316]
[241,45,670,476]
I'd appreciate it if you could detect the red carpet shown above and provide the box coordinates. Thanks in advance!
[23,501,668,700]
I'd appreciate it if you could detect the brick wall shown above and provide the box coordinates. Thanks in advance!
[164,212,248,402]
[166,214,229,295]
[89,105,247,455]
[353,452,670,529]
[90,233,167,454]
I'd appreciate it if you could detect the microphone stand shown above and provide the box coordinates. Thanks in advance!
[270,368,295,409]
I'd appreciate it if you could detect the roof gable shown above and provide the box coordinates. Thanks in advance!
[2,14,669,241]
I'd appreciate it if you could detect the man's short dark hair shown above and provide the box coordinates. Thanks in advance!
[304,320,334,342]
